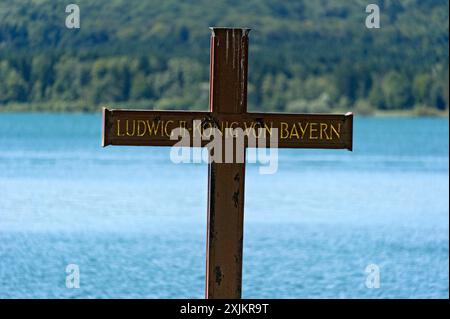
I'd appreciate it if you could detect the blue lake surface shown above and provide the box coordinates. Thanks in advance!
[0,113,448,298]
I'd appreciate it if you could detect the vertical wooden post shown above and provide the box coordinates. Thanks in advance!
[205,27,250,299]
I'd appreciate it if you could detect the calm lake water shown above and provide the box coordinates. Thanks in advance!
[0,113,448,298]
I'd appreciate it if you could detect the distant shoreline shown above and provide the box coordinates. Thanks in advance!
[0,104,448,118]
[373,109,449,118]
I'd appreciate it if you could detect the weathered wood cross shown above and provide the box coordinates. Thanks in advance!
[102,27,353,298]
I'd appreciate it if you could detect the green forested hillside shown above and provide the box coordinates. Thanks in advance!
[0,0,448,113]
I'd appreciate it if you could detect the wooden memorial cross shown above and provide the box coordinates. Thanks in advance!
[102,27,353,299]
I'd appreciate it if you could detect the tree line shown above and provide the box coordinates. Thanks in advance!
[0,0,448,114]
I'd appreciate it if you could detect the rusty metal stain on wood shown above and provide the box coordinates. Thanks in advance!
[214,266,223,286]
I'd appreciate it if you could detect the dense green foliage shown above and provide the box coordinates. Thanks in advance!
[0,0,448,113]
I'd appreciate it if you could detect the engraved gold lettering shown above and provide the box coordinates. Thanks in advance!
[320,123,329,140]
[126,120,136,136]
[179,121,187,136]
[290,124,299,139]
[298,122,309,139]
[137,120,146,137]
[193,120,202,138]
[116,120,125,137]
[330,123,341,140]
[264,122,273,137]
[146,120,161,136]
[280,122,289,139]
[164,120,174,137]
[309,122,318,139]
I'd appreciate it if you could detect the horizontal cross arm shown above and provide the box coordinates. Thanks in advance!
[102,108,353,150]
